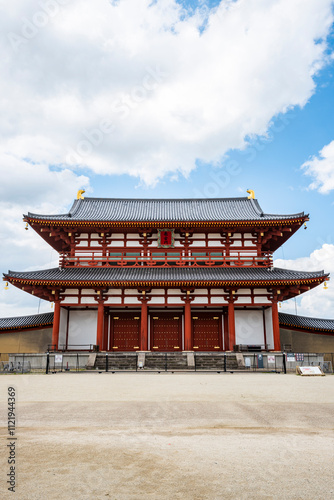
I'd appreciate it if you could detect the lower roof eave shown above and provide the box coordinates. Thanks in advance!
[4,277,328,289]
[4,266,328,292]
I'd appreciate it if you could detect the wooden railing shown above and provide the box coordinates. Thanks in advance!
[60,251,273,268]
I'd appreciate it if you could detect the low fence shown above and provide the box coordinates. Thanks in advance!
[0,351,333,374]
[0,353,90,373]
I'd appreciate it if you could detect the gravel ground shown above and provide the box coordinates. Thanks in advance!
[1,373,333,500]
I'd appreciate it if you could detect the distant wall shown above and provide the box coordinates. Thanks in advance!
[0,327,52,353]
[280,328,334,353]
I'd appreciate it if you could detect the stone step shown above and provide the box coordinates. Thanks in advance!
[94,352,238,371]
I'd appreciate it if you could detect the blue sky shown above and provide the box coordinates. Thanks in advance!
[1,0,334,318]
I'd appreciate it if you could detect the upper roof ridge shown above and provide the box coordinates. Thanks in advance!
[24,196,305,222]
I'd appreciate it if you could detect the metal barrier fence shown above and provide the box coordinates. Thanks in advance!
[0,352,333,374]
[0,352,88,373]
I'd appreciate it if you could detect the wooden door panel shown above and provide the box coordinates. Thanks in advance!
[151,313,182,351]
[110,313,140,351]
[192,313,222,351]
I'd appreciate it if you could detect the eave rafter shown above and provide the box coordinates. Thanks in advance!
[24,214,308,254]
[24,220,75,252]
[25,216,308,230]
[5,275,327,301]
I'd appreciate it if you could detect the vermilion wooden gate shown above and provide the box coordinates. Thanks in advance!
[109,312,140,351]
[192,312,222,351]
[150,313,182,351]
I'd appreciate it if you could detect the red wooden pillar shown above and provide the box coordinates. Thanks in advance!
[223,308,229,351]
[96,301,104,350]
[184,300,192,350]
[103,310,109,351]
[228,300,235,351]
[271,299,281,351]
[52,300,60,350]
[140,299,148,351]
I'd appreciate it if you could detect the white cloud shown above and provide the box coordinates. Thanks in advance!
[0,0,333,185]
[1,0,334,318]
[0,151,91,315]
[275,244,333,319]
[302,140,334,193]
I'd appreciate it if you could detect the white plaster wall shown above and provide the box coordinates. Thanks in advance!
[123,297,140,304]
[126,241,140,247]
[235,309,264,346]
[191,297,209,304]
[108,241,125,247]
[235,297,252,304]
[61,297,79,304]
[149,297,165,304]
[58,307,68,348]
[68,310,97,347]
[81,297,95,305]
[105,297,122,304]
[264,307,274,349]
[168,297,184,304]
[254,296,271,304]
[210,297,228,304]
[191,233,205,239]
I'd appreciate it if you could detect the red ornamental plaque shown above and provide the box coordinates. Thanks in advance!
[158,229,174,248]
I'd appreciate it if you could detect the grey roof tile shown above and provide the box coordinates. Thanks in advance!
[5,267,326,283]
[26,197,305,222]
[0,312,54,331]
[279,312,334,333]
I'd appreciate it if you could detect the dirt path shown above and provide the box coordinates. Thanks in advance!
[1,373,333,499]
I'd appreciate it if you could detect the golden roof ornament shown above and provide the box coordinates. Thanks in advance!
[77,189,85,200]
[247,189,255,199]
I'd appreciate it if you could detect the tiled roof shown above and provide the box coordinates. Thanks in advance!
[5,267,326,284]
[0,312,54,332]
[26,197,305,222]
[279,312,334,333]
